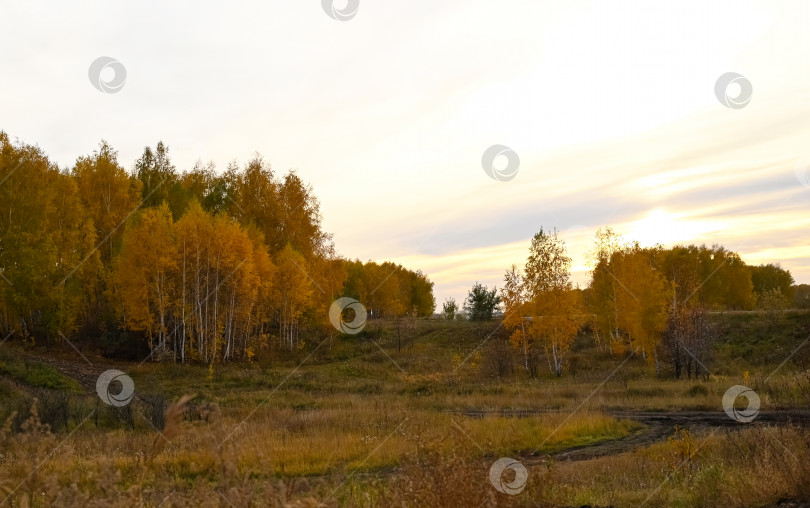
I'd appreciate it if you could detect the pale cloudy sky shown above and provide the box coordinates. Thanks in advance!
[2,0,809,305]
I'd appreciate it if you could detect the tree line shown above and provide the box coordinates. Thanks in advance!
[459,227,798,377]
[0,132,435,362]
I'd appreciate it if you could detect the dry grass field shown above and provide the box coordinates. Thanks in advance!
[1,312,810,507]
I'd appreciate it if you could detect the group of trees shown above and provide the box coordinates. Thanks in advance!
[500,229,584,376]
[588,229,695,376]
[494,226,799,378]
[0,132,435,362]
[343,260,435,320]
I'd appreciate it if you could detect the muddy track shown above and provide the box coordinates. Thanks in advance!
[447,409,810,462]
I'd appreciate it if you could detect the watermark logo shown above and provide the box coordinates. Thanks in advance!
[96,369,135,407]
[88,56,127,94]
[489,457,527,495]
[714,72,752,109]
[722,385,760,422]
[322,0,359,21]
[795,156,810,189]
[482,145,520,182]
[329,297,367,334]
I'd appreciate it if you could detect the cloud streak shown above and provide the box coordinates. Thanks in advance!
[1,0,809,306]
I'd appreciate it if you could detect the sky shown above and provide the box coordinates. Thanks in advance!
[1,0,809,306]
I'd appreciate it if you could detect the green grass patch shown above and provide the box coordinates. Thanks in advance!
[0,350,81,392]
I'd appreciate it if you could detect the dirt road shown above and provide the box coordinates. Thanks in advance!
[446,408,810,461]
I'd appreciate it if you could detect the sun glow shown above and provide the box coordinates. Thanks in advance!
[622,209,721,248]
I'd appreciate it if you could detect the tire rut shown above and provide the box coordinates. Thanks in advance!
[447,409,810,462]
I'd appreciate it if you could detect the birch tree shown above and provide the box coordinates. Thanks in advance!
[524,228,582,377]
[114,203,177,354]
[501,264,535,374]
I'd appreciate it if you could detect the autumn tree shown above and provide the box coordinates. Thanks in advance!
[303,254,348,349]
[523,228,582,376]
[72,141,142,263]
[0,132,98,339]
[501,264,537,374]
[228,157,279,246]
[657,245,754,310]
[343,260,369,305]
[134,142,186,218]
[72,141,142,329]
[206,214,262,362]
[611,245,672,372]
[375,262,408,319]
[442,298,457,320]
[114,203,177,355]
[750,263,795,303]
[179,161,230,215]
[172,201,213,362]
[273,245,313,350]
[586,227,624,352]
[408,270,436,317]
[241,225,277,357]
[277,171,329,260]
[360,261,386,319]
